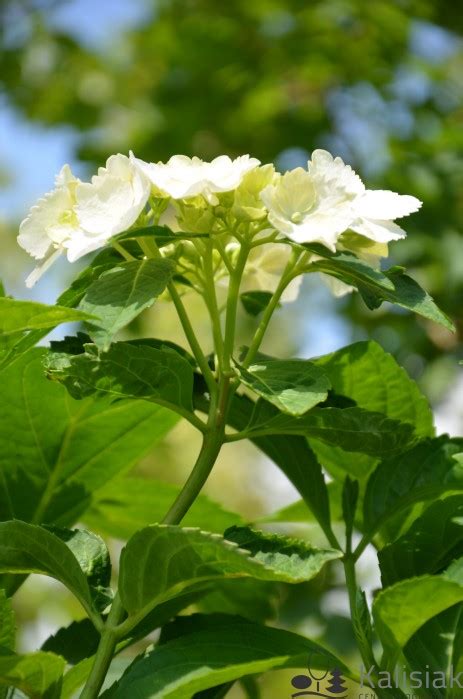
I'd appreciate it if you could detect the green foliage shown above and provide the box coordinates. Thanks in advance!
[0,298,95,336]
[85,477,243,539]
[102,614,344,698]
[240,290,274,316]
[46,341,196,419]
[79,258,175,350]
[3,3,463,697]
[0,349,178,525]
[379,496,463,586]
[0,590,14,650]
[118,524,340,617]
[358,267,455,332]
[235,357,330,416]
[246,400,415,456]
[373,569,463,661]
[0,521,108,618]
[0,651,65,699]
[363,436,463,536]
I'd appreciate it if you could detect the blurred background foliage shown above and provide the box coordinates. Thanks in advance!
[1,1,462,695]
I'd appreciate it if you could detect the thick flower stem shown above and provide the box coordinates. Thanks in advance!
[79,595,125,699]
[162,377,231,525]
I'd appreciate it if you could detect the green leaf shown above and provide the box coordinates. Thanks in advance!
[222,393,334,534]
[0,651,65,699]
[102,614,345,699]
[56,592,209,697]
[0,349,178,526]
[306,245,395,291]
[225,525,340,578]
[359,268,455,332]
[46,341,195,417]
[0,590,15,650]
[42,618,100,665]
[45,526,112,612]
[302,244,454,330]
[363,436,463,536]
[373,573,463,658]
[246,400,414,456]
[240,291,274,317]
[198,578,277,623]
[118,524,341,618]
[114,224,208,244]
[84,477,243,540]
[0,298,95,336]
[235,358,330,416]
[309,339,435,487]
[314,340,434,439]
[402,605,463,699]
[379,495,463,586]
[0,521,100,618]
[79,258,175,350]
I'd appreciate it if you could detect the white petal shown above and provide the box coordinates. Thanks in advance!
[319,273,355,297]
[309,149,365,198]
[55,164,79,187]
[281,275,303,303]
[355,190,422,220]
[350,218,407,243]
[25,248,63,288]
[63,231,109,262]
[18,188,74,259]
[287,212,351,250]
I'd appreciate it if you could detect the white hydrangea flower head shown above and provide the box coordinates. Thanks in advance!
[18,155,151,286]
[261,149,422,251]
[133,154,260,205]
[75,153,150,243]
[18,165,84,287]
[261,151,361,251]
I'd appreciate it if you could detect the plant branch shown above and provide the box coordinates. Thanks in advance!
[162,377,231,525]
[223,241,249,373]
[241,249,301,368]
[138,237,217,395]
[79,594,125,699]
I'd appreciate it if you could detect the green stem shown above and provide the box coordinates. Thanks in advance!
[79,595,125,699]
[343,555,390,697]
[202,241,225,371]
[139,237,217,395]
[112,241,135,261]
[162,377,231,525]
[222,242,249,373]
[242,250,300,368]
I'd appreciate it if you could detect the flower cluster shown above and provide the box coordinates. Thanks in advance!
[18,150,421,298]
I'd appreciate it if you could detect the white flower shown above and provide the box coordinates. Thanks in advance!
[261,151,362,251]
[18,154,151,287]
[18,165,84,287]
[75,153,150,241]
[261,149,422,251]
[133,154,260,204]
